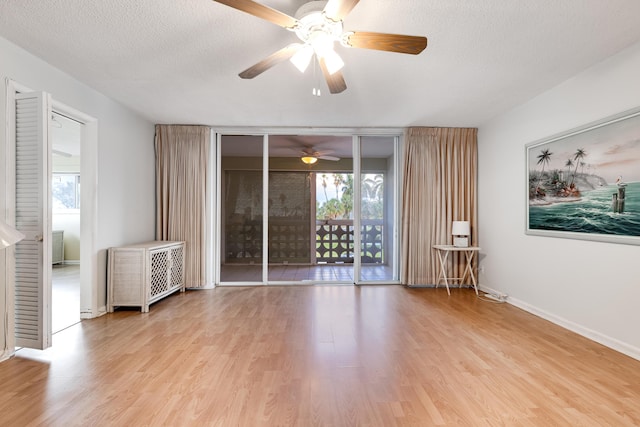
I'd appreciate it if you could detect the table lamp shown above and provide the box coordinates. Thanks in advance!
[0,218,25,249]
[452,221,470,247]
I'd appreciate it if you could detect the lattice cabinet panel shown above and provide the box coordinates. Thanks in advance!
[150,250,169,297]
[169,245,184,288]
[108,241,185,313]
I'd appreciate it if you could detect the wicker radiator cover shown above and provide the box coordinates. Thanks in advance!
[107,241,185,313]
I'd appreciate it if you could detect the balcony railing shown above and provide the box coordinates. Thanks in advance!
[315,219,384,264]
[225,218,384,264]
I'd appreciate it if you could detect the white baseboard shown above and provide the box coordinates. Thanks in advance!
[478,285,640,362]
[80,307,107,319]
[187,285,216,290]
[63,260,80,265]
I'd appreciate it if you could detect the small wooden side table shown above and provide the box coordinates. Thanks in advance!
[432,245,481,295]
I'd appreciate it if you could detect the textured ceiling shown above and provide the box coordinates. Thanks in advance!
[2,0,640,128]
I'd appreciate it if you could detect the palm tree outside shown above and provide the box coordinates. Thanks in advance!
[363,174,383,201]
[321,174,329,203]
[333,174,344,201]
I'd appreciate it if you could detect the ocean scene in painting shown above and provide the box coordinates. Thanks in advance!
[528,112,640,237]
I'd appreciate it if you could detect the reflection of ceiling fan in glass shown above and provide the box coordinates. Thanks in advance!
[213,0,428,94]
[300,146,340,164]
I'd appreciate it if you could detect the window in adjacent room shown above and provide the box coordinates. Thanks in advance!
[52,173,80,210]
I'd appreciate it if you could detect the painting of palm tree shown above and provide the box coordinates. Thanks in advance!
[569,148,586,188]
[565,159,573,179]
[526,107,640,244]
[533,149,552,198]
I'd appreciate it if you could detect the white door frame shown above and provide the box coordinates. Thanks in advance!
[5,79,99,353]
[51,101,99,319]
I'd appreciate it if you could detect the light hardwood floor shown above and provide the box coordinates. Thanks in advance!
[52,264,80,333]
[1,286,639,426]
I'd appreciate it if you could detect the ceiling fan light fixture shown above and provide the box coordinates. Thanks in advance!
[213,0,428,95]
[301,156,318,164]
[290,45,314,73]
[340,31,354,48]
[321,48,344,75]
[309,31,334,54]
[294,2,342,43]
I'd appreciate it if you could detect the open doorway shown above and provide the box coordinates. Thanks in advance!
[8,80,99,352]
[51,112,82,333]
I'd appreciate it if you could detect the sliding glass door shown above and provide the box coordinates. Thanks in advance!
[266,169,313,281]
[216,131,399,285]
[219,135,264,283]
[358,136,399,283]
[268,135,353,283]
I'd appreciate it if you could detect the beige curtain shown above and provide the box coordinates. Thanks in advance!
[401,127,478,285]
[155,125,210,288]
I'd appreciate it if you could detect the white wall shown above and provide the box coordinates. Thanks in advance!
[52,212,80,261]
[478,41,640,360]
[0,36,155,359]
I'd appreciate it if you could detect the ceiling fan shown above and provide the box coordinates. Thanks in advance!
[300,146,340,164]
[213,0,428,94]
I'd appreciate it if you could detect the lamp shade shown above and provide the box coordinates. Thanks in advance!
[321,49,344,75]
[290,45,314,73]
[452,220,470,247]
[0,218,25,249]
[451,221,470,236]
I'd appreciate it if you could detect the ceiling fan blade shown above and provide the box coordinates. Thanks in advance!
[345,31,428,55]
[319,155,340,161]
[315,149,335,156]
[318,58,347,94]
[239,44,303,79]
[323,0,360,21]
[213,0,298,29]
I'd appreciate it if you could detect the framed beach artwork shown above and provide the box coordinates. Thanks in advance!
[526,107,640,245]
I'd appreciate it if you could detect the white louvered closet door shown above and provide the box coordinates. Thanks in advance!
[14,92,52,350]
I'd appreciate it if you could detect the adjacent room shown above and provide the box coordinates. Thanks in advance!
[1,0,640,425]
